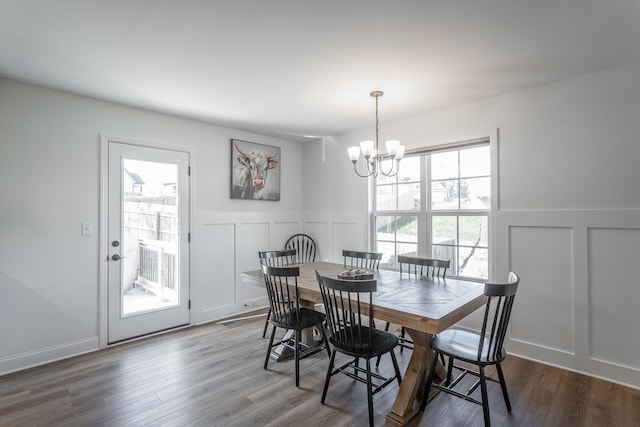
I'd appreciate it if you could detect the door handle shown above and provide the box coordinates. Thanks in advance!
[111,254,126,261]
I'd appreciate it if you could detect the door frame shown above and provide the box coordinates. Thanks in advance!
[99,133,194,348]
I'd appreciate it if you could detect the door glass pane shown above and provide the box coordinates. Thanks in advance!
[122,159,179,316]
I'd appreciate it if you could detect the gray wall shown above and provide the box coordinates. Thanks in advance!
[303,61,640,389]
[0,78,304,373]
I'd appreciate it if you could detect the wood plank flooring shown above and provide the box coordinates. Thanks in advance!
[1,314,639,426]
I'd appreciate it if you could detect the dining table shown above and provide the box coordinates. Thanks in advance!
[241,261,486,426]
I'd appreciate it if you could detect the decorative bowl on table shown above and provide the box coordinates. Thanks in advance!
[338,268,374,280]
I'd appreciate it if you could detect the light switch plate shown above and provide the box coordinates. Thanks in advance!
[81,222,93,236]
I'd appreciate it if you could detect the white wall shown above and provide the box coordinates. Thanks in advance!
[3,59,640,389]
[0,78,304,374]
[303,61,640,389]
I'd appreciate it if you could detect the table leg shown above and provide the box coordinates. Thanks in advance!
[385,328,446,427]
[300,300,318,344]
[271,329,295,361]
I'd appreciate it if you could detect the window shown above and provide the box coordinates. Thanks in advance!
[373,141,492,280]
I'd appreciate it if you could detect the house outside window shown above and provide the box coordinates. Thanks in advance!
[373,140,492,280]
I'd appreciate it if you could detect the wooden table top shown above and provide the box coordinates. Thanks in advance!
[241,261,486,335]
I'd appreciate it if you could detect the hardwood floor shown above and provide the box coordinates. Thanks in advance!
[1,314,639,426]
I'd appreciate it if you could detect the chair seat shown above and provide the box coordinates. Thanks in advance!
[270,307,326,331]
[432,328,506,364]
[331,326,399,358]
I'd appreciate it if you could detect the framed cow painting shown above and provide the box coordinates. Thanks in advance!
[230,139,281,201]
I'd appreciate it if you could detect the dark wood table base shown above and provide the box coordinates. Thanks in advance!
[386,329,447,426]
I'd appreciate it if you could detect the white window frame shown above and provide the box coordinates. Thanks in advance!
[370,131,498,281]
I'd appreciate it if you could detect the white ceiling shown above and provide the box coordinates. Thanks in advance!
[1,1,639,142]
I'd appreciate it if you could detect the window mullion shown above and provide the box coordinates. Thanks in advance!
[424,155,431,258]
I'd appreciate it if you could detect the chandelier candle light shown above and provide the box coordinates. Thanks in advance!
[348,90,405,178]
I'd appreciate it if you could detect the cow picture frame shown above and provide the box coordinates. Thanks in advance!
[230,139,281,201]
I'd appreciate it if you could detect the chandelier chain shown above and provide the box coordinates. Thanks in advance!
[375,92,380,155]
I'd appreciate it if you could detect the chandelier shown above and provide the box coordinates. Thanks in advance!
[347,90,405,178]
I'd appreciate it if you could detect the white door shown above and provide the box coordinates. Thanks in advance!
[107,141,190,343]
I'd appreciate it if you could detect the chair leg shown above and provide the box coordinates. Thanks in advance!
[366,358,374,427]
[479,366,491,427]
[420,350,441,412]
[264,325,277,369]
[262,308,271,338]
[295,329,301,387]
[400,327,405,354]
[496,362,512,411]
[321,327,331,357]
[446,355,454,385]
[321,350,337,404]
[389,348,403,385]
[376,322,389,368]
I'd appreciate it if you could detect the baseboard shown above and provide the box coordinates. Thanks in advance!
[507,340,640,391]
[195,296,269,325]
[0,337,99,376]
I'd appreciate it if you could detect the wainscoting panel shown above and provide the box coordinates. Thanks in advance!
[198,223,236,321]
[236,222,270,302]
[193,212,303,325]
[588,227,640,370]
[305,221,330,262]
[496,210,640,389]
[303,211,367,264]
[332,222,364,263]
[271,221,300,249]
[508,225,575,354]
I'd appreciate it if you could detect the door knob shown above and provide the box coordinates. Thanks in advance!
[111,254,125,261]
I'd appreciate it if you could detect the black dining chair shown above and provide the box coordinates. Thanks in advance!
[394,255,450,351]
[398,254,450,278]
[262,264,330,387]
[342,249,382,270]
[420,272,520,427]
[285,233,317,264]
[316,271,402,427]
[258,249,298,338]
